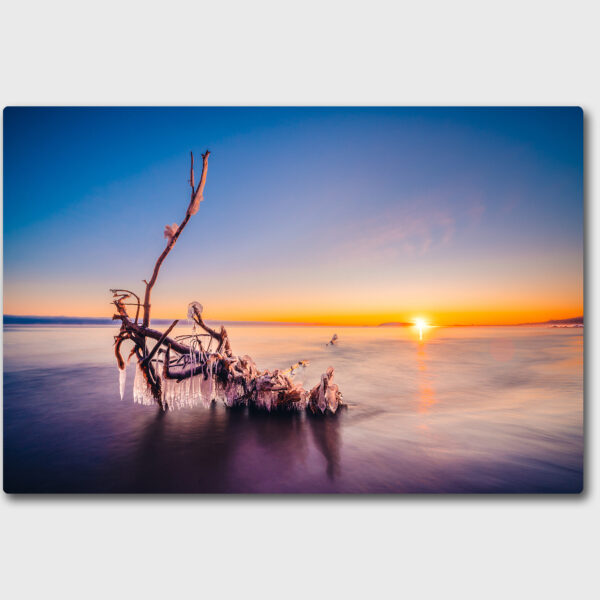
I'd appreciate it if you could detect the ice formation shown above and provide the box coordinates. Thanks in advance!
[119,367,127,401]
[308,367,341,414]
[133,362,155,406]
[187,301,203,320]
[161,376,209,410]
[120,337,343,414]
[164,223,179,242]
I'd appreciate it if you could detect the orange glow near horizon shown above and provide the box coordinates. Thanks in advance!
[2,271,583,327]
[2,292,583,327]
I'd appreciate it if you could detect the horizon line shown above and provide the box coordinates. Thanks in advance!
[2,314,584,328]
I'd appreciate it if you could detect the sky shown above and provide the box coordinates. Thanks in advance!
[3,107,583,326]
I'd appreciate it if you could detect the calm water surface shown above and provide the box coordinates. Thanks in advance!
[3,324,583,493]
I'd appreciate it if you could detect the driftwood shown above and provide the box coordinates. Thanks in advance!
[112,150,343,413]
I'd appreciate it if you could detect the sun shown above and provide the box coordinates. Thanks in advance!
[414,318,428,340]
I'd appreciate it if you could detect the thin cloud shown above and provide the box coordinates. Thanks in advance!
[335,193,463,262]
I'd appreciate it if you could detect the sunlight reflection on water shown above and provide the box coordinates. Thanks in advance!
[3,324,583,493]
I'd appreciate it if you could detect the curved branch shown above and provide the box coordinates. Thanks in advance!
[111,288,141,323]
[114,336,126,370]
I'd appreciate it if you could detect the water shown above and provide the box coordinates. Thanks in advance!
[3,324,583,493]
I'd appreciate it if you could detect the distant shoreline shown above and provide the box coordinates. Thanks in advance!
[3,314,584,327]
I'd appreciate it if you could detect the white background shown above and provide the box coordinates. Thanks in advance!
[1,1,598,598]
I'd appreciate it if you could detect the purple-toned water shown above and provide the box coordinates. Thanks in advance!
[3,324,583,493]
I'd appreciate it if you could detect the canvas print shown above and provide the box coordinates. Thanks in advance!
[3,107,583,493]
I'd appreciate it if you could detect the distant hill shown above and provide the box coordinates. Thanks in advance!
[544,316,583,325]
[378,322,413,327]
[520,316,583,326]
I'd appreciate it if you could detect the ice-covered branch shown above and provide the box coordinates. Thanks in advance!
[110,150,343,414]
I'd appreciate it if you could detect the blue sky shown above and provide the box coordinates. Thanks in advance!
[3,107,583,324]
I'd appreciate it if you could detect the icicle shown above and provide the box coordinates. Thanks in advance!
[133,362,154,406]
[201,356,215,407]
[119,367,127,400]
[189,344,195,402]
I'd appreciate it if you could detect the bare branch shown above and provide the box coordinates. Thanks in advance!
[141,319,179,366]
[189,151,195,193]
[142,150,210,327]
[188,150,210,216]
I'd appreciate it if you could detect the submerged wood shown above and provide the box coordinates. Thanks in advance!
[112,150,343,414]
